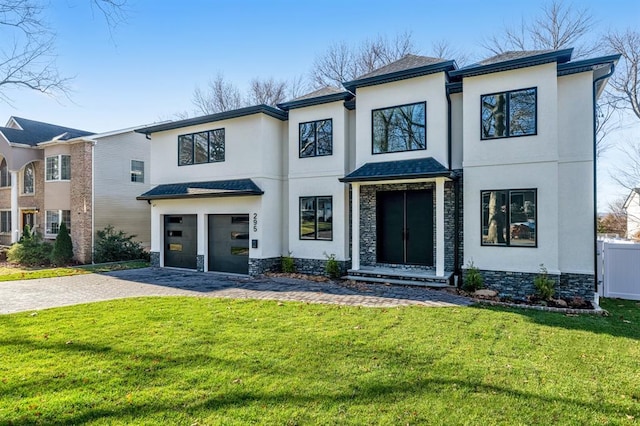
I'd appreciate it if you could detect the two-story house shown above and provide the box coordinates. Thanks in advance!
[0,117,151,262]
[137,48,618,302]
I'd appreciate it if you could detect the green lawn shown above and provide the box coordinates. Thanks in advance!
[0,261,149,281]
[0,298,638,425]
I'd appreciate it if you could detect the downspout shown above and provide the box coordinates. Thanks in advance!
[592,63,615,293]
[446,83,461,285]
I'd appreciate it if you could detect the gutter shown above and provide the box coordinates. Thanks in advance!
[592,63,615,294]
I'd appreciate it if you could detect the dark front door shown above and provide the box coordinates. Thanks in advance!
[376,190,433,266]
[164,215,197,269]
[22,212,35,232]
[208,214,250,275]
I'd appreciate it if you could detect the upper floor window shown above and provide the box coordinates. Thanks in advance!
[481,88,537,139]
[300,196,333,240]
[372,101,426,154]
[131,160,144,183]
[0,158,11,187]
[178,128,225,166]
[299,119,332,158]
[481,189,537,247]
[45,210,70,236]
[46,155,71,181]
[23,162,34,194]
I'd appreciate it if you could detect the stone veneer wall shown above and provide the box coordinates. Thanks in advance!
[463,269,594,300]
[290,257,350,277]
[150,251,160,267]
[248,257,281,276]
[359,181,460,271]
[69,142,93,263]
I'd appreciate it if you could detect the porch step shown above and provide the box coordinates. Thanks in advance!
[344,268,454,288]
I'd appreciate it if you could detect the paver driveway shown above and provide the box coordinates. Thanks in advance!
[0,267,472,314]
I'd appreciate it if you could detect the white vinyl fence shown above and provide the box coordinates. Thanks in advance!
[597,240,640,300]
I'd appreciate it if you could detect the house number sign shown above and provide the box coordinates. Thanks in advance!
[253,213,258,232]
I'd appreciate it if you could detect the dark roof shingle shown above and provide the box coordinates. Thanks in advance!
[0,117,93,146]
[137,179,264,200]
[340,157,451,183]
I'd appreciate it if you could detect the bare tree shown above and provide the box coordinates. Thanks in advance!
[192,74,243,115]
[483,0,597,58]
[430,39,471,67]
[598,197,628,237]
[311,32,418,88]
[603,29,640,121]
[0,0,128,103]
[247,77,287,106]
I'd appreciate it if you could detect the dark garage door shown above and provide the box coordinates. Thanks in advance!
[164,215,197,269]
[208,214,250,275]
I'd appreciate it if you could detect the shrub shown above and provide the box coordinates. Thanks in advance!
[94,225,149,263]
[534,264,555,300]
[7,232,52,267]
[51,222,74,266]
[463,261,484,292]
[281,252,295,273]
[324,252,341,279]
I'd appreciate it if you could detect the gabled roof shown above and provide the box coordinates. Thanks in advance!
[0,117,93,146]
[135,105,287,135]
[342,55,456,92]
[340,157,452,183]
[277,87,353,111]
[137,179,264,201]
[450,49,573,79]
[624,188,640,210]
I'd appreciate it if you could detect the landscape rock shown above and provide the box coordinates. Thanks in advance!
[553,299,568,308]
[474,289,498,298]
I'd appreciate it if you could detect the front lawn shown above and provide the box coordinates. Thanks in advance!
[0,261,149,282]
[0,298,638,424]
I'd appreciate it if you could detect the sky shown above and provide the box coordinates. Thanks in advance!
[0,0,638,210]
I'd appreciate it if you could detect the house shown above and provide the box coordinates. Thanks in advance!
[0,117,151,263]
[624,188,640,239]
[136,48,619,301]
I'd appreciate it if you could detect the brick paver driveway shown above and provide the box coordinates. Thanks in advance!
[0,267,472,314]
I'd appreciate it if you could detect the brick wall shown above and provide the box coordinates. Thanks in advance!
[69,142,93,263]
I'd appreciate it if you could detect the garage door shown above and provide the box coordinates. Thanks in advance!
[208,214,249,274]
[164,215,197,269]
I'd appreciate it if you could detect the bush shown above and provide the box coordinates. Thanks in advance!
[324,253,341,279]
[94,226,149,263]
[51,222,74,266]
[534,264,555,300]
[7,232,52,267]
[463,261,484,292]
[281,252,295,273]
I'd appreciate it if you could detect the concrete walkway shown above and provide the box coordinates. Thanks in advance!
[0,267,472,314]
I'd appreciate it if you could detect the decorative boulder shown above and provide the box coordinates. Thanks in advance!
[474,289,498,298]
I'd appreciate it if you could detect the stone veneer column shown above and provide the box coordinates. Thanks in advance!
[435,178,445,277]
[10,171,18,243]
[351,183,360,270]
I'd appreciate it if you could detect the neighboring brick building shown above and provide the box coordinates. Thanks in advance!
[0,117,151,263]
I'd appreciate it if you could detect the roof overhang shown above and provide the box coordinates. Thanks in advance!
[343,60,457,93]
[277,91,354,111]
[137,178,264,201]
[340,157,453,183]
[450,49,573,79]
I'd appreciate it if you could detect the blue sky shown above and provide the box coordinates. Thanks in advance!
[0,0,638,208]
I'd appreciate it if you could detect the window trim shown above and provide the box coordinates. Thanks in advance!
[0,158,10,188]
[22,162,35,195]
[299,195,333,241]
[45,154,71,181]
[480,188,537,248]
[480,87,538,140]
[130,160,145,183]
[45,209,71,237]
[371,101,427,155]
[177,128,225,166]
[0,210,11,234]
[298,118,333,158]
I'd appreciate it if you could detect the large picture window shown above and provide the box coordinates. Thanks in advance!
[372,101,426,154]
[0,211,10,233]
[481,189,536,247]
[45,210,71,235]
[299,196,332,240]
[178,129,225,166]
[299,119,332,158]
[46,155,71,181]
[481,88,537,139]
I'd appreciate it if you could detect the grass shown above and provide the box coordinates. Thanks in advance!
[0,298,638,425]
[0,261,149,282]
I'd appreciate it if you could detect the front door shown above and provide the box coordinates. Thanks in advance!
[164,215,197,269]
[208,214,250,274]
[22,211,35,232]
[376,190,433,266]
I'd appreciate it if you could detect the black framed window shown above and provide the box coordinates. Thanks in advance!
[481,189,537,247]
[299,119,332,158]
[481,88,537,139]
[178,129,225,166]
[372,101,426,154]
[299,196,332,240]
